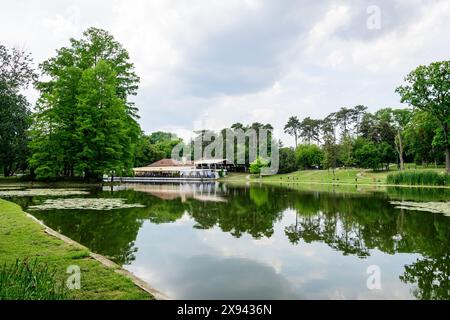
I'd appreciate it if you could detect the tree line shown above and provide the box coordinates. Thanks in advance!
[1,28,146,180]
[1,27,448,180]
[282,62,450,174]
[1,27,276,179]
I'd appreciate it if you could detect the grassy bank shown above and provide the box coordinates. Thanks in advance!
[0,199,152,300]
[220,167,448,187]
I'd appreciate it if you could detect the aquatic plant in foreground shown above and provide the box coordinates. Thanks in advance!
[28,198,146,211]
[0,189,90,197]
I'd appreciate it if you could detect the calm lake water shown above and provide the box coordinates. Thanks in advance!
[2,183,449,299]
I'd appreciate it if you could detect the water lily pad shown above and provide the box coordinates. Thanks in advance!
[0,189,89,197]
[390,201,450,216]
[0,186,23,190]
[28,198,146,211]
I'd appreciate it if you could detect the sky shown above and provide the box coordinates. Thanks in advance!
[1,0,449,146]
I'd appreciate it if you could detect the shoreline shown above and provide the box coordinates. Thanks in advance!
[0,199,167,300]
[218,178,450,189]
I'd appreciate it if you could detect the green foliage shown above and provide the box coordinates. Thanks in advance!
[352,137,396,171]
[0,83,31,176]
[30,28,141,180]
[134,132,182,167]
[186,123,274,167]
[354,141,379,170]
[338,135,354,167]
[0,45,35,177]
[284,116,301,147]
[295,144,324,169]
[278,147,297,174]
[378,141,396,169]
[134,135,166,167]
[397,61,450,172]
[386,171,450,186]
[249,157,269,174]
[299,117,321,144]
[321,115,338,170]
[0,259,67,300]
[404,111,444,165]
[74,60,140,178]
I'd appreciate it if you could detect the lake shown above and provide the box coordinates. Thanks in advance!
[1,182,449,299]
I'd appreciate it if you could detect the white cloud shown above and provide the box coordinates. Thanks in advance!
[306,4,353,53]
[2,0,449,147]
[351,1,450,73]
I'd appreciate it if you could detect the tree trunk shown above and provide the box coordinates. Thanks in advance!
[3,163,12,177]
[444,123,450,173]
[395,130,405,171]
[294,134,298,148]
[446,145,450,173]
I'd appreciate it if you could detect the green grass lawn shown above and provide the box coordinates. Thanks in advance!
[0,199,152,300]
[220,165,447,187]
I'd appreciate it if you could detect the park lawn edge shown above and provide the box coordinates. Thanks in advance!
[0,199,164,300]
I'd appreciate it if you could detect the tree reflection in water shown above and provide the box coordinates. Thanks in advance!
[20,183,449,299]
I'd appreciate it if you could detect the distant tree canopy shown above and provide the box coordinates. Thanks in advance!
[29,28,141,180]
[134,131,183,167]
[278,147,297,174]
[285,73,448,173]
[284,116,301,148]
[1,31,448,180]
[179,122,275,167]
[296,144,324,170]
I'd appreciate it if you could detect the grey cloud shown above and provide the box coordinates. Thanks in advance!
[2,0,449,144]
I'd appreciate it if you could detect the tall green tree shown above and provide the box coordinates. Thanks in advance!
[284,116,301,148]
[335,107,354,137]
[0,83,31,176]
[30,28,141,179]
[376,108,411,170]
[396,61,450,172]
[351,105,368,136]
[391,108,412,170]
[0,45,35,176]
[300,117,321,145]
[404,111,443,166]
[74,60,140,179]
[321,114,338,174]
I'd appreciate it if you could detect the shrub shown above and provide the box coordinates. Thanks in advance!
[296,144,324,169]
[278,147,297,174]
[249,157,269,175]
[0,259,68,300]
[386,171,450,186]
